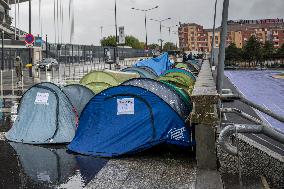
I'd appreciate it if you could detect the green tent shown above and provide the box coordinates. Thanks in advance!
[162,68,196,81]
[158,72,195,94]
[175,63,199,75]
[160,80,192,111]
[80,70,139,93]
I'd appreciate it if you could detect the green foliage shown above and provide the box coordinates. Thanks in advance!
[162,42,177,51]
[276,43,284,57]
[125,35,143,49]
[242,35,262,63]
[100,36,116,47]
[100,35,143,49]
[262,41,275,60]
[225,43,242,64]
[148,43,160,50]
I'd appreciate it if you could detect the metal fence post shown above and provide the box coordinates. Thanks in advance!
[0,70,3,97]
[11,70,14,96]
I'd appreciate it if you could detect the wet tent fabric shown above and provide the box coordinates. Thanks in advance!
[9,142,76,184]
[134,53,173,76]
[162,68,196,81]
[122,78,191,120]
[80,70,139,93]
[121,67,157,79]
[62,84,95,116]
[68,85,193,157]
[5,82,77,144]
[138,66,158,77]
[175,63,199,75]
[158,72,196,94]
[160,81,192,109]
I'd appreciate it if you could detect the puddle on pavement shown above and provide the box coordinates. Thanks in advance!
[0,98,108,189]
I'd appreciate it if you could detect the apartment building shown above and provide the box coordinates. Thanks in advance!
[178,19,284,52]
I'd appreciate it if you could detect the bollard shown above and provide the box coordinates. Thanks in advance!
[11,70,14,96]
[0,70,3,97]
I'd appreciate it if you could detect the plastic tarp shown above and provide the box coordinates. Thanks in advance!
[80,70,139,94]
[9,142,76,184]
[138,66,158,77]
[5,82,77,144]
[62,84,95,116]
[68,85,193,157]
[122,78,191,120]
[121,67,157,79]
[134,53,173,76]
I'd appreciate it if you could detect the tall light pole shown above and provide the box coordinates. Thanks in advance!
[114,0,118,65]
[131,5,159,49]
[162,24,178,36]
[210,0,218,66]
[150,17,171,50]
[29,0,32,77]
[216,0,230,94]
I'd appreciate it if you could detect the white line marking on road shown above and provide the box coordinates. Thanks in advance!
[252,134,284,153]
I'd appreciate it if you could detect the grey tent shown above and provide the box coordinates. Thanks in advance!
[122,78,191,121]
[9,142,76,185]
[62,84,95,116]
[6,82,77,144]
[121,67,157,79]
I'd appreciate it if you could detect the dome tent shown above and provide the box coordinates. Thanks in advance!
[134,53,173,76]
[80,70,139,94]
[122,78,192,120]
[121,67,157,79]
[138,66,158,77]
[6,82,77,144]
[162,68,196,81]
[158,71,196,94]
[68,85,194,157]
[62,84,95,116]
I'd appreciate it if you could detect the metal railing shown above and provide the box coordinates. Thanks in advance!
[219,94,284,156]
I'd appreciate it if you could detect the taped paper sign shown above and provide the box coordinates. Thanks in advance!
[117,98,134,115]
[35,93,49,105]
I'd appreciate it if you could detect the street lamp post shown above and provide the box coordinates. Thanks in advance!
[1,31,4,70]
[28,0,32,77]
[114,0,118,67]
[131,5,159,49]
[150,17,171,50]
[210,0,218,66]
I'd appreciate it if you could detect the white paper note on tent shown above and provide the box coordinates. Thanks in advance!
[35,93,49,105]
[117,98,134,115]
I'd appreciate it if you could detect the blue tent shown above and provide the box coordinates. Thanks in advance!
[134,53,173,76]
[68,85,194,157]
[6,82,77,144]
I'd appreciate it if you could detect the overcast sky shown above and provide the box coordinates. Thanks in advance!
[10,0,284,45]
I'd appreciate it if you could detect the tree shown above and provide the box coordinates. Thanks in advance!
[100,35,143,49]
[242,35,262,67]
[148,43,160,50]
[262,41,275,60]
[162,42,177,51]
[225,43,242,65]
[100,36,116,47]
[125,35,143,49]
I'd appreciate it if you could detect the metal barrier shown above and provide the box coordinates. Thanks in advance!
[219,94,284,156]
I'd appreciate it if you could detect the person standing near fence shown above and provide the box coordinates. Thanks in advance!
[14,56,22,82]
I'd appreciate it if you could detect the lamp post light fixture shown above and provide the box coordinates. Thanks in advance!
[131,5,159,49]
[150,17,171,50]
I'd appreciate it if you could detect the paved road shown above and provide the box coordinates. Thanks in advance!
[225,70,284,133]
[222,71,284,156]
